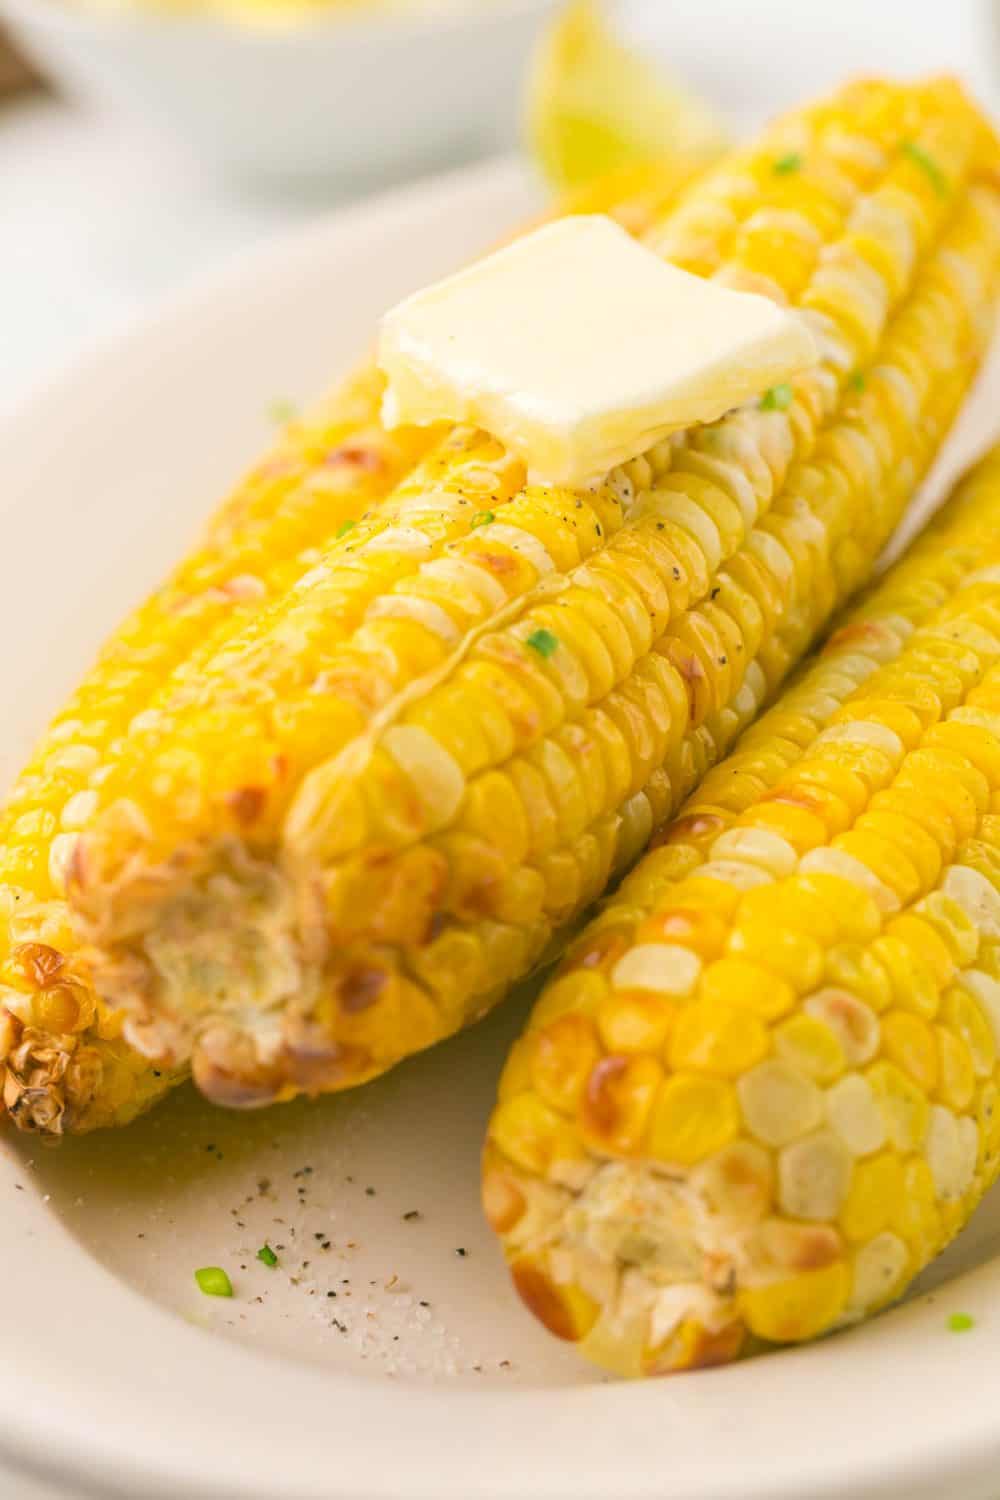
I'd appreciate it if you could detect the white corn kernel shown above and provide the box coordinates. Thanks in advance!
[709,828,798,877]
[610,944,702,996]
[940,866,1000,940]
[825,1074,886,1156]
[804,990,880,1065]
[738,1060,824,1147]
[778,1130,852,1221]
[847,1232,909,1318]
[381,726,464,832]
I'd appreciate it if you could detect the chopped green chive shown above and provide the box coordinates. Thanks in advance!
[268,398,297,424]
[195,1266,233,1297]
[848,370,867,393]
[761,383,794,411]
[948,1311,975,1333]
[902,141,947,196]
[470,510,495,528]
[336,519,356,539]
[526,627,559,658]
[257,1244,279,1268]
[772,152,803,175]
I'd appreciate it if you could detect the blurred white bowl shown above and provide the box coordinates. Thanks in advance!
[0,0,555,187]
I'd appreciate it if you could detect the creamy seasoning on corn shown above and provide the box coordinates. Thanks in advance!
[378,215,818,486]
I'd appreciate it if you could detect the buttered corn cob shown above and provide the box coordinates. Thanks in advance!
[61,78,1000,1115]
[0,365,441,1133]
[0,165,709,1137]
[485,444,1000,1376]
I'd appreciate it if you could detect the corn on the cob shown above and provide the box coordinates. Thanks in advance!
[62,78,1000,1114]
[484,444,1000,1375]
[0,369,444,1133]
[0,166,708,1137]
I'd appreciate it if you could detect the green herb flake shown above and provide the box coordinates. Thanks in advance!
[526,628,559,659]
[772,152,802,175]
[761,383,794,412]
[470,510,495,528]
[848,370,867,393]
[336,519,356,539]
[902,141,948,196]
[948,1311,975,1333]
[257,1244,279,1268]
[195,1266,233,1298]
[268,398,298,424]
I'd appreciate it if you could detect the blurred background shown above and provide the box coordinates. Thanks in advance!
[1,0,998,408]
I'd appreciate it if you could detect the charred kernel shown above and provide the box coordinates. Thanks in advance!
[637,906,729,958]
[488,1092,582,1177]
[531,1014,601,1115]
[580,1054,663,1153]
[691,1140,773,1224]
[511,1259,598,1342]
[481,1163,526,1234]
[15,942,66,988]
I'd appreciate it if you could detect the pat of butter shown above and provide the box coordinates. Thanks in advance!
[378,215,818,488]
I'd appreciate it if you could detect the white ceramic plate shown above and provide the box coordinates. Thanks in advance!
[5,157,1000,1500]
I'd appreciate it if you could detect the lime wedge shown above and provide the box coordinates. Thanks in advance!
[526,0,727,192]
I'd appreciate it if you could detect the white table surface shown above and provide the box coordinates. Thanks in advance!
[1,2,999,1496]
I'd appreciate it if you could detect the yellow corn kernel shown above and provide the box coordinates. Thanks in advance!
[832,829,922,903]
[881,1010,940,1093]
[934,1025,976,1111]
[669,998,770,1076]
[741,1261,850,1343]
[530,970,609,1028]
[824,943,895,1012]
[838,1150,905,1242]
[941,985,997,1079]
[488,1092,585,1178]
[698,956,796,1021]
[738,798,830,852]
[646,1072,740,1164]
[727,920,825,992]
[870,931,941,1017]
[596,990,677,1055]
